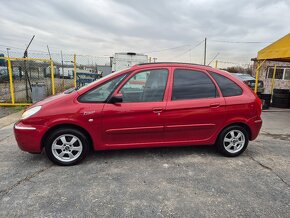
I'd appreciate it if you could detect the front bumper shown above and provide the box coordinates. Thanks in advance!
[14,121,48,153]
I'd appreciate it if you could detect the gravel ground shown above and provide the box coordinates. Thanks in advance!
[0,111,289,217]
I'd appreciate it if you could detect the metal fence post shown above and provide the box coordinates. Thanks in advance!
[74,54,77,88]
[254,60,266,93]
[270,64,277,98]
[50,60,55,95]
[215,60,218,69]
[7,57,15,104]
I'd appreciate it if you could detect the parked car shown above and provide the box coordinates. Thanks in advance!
[0,68,8,81]
[14,63,262,166]
[231,73,264,93]
[0,67,24,81]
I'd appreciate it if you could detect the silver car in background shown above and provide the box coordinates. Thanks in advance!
[232,73,264,93]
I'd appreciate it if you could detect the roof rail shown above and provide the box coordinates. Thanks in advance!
[137,62,211,67]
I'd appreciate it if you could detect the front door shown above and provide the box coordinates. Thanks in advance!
[102,68,169,148]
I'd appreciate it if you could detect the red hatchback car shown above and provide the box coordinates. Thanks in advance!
[14,63,262,165]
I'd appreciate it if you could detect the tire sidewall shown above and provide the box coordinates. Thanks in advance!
[45,128,89,166]
[217,125,249,157]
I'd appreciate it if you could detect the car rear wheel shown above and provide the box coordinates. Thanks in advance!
[217,125,249,157]
[45,128,89,166]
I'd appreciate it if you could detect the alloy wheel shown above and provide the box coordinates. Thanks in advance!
[51,134,83,163]
[223,130,245,154]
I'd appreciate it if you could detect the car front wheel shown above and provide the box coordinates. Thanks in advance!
[217,125,249,157]
[45,128,89,166]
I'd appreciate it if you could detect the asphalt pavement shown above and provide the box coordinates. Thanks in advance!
[0,110,289,217]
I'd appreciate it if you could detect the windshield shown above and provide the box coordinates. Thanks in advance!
[77,69,129,91]
[63,68,129,94]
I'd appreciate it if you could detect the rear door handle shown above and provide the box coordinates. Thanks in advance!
[210,103,220,108]
[152,108,163,114]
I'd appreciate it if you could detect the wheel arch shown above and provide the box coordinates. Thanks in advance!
[41,124,94,150]
[216,122,252,143]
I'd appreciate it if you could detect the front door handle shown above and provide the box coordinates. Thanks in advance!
[210,103,220,108]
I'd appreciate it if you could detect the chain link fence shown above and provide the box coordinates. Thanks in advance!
[0,51,111,106]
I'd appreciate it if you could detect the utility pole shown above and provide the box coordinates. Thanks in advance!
[47,45,53,79]
[47,45,52,60]
[23,35,35,102]
[61,51,64,90]
[6,48,10,57]
[6,48,11,87]
[203,37,207,65]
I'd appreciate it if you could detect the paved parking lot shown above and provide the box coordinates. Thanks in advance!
[0,111,290,217]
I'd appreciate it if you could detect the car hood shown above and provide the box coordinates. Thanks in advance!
[31,92,78,108]
[35,93,65,106]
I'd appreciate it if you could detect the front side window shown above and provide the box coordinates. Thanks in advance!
[172,69,217,100]
[209,72,242,97]
[79,74,127,102]
[120,69,168,102]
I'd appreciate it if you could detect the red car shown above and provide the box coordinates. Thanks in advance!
[14,63,262,166]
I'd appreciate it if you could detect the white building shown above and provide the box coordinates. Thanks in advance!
[112,52,148,72]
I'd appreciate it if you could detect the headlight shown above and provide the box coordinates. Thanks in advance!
[21,106,42,119]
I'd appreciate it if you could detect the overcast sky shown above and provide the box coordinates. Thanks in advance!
[0,0,289,66]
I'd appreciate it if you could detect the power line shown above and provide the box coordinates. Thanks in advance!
[170,40,204,59]
[143,44,191,54]
[207,53,220,66]
[210,40,272,44]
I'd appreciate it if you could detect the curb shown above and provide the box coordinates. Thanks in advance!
[263,109,290,112]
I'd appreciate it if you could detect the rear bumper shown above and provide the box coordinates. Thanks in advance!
[14,121,48,153]
[248,117,262,140]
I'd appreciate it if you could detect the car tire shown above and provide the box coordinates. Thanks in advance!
[45,128,89,166]
[216,125,249,157]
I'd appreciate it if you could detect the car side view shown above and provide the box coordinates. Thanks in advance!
[14,63,262,166]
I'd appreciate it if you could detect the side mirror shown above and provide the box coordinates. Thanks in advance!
[109,93,123,104]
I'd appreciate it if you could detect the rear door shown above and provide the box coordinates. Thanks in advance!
[164,68,226,144]
[102,68,170,147]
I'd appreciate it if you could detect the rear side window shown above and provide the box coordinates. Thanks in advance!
[209,72,242,97]
[172,69,217,100]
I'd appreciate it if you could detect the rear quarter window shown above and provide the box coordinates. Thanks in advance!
[209,72,243,97]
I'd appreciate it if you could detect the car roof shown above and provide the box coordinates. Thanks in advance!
[132,62,212,71]
[77,62,247,95]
